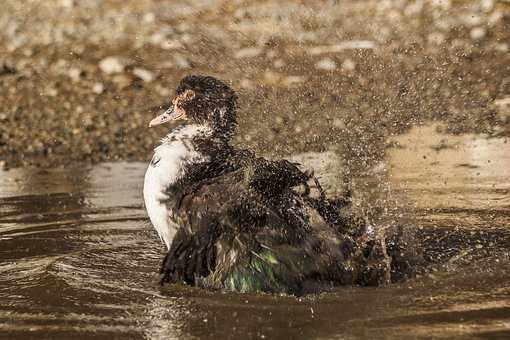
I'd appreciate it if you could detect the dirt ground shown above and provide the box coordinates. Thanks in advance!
[0,0,509,170]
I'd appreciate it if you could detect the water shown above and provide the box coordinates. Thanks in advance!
[1,126,509,339]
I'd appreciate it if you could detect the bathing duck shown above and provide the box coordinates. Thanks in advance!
[144,75,390,294]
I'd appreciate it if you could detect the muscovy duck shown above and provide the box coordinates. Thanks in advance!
[143,75,390,294]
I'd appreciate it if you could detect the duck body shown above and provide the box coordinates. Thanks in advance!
[143,75,392,294]
[145,125,389,294]
[143,124,212,248]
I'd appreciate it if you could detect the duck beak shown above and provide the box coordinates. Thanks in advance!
[148,107,185,127]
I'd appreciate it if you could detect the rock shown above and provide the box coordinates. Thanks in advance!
[480,0,494,12]
[308,41,376,55]
[150,28,176,45]
[273,59,284,68]
[282,75,306,87]
[463,14,482,27]
[263,70,282,85]
[111,74,132,89]
[239,79,254,89]
[494,43,509,53]
[22,49,33,57]
[235,47,263,59]
[341,59,356,72]
[92,83,104,94]
[143,12,155,23]
[470,27,486,40]
[160,40,183,50]
[488,11,502,26]
[45,86,58,97]
[315,58,337,71]
[132,67,155,82]
[68,67,83,82]
[99,57,125,75]
[61,0,74,8]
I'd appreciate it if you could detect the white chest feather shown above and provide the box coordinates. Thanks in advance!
[143,125,210,248]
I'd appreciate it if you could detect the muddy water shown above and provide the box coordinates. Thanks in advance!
[1,126,509,339]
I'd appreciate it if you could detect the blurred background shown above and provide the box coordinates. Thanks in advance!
[0,0,508,170]
[1,2,510,338]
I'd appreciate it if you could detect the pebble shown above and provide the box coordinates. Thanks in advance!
[68,67,83,82]
[0,0,507,171]
[341,59,356,72]
[150,28,175,45]
[480,0,494,12]
[470,27,486,40]
[463,14,482,27]
[132,67,155,82]
[45,87,58,97]
[239,79,254,89]
[494,43,509,53]
[99,57,125,75]
[61,0,74,8]
[263,70,281,85]
[143,12,155,23]
[282,76,306,87]
[308,41,376,55]
[111,74,132,89]
[315,58,337,71]
[235,47,263,59]
[92,83,104,94]
[273,59,284,68]
[488,11,502,26]
[160,40,183,50]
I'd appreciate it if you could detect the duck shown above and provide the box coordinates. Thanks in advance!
[143,75,391,294]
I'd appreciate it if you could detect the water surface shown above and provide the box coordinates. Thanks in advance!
[1,126,509,339]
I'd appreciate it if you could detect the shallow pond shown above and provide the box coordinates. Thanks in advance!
[1,126,509,339]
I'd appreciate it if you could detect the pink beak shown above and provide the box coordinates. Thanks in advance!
[148,107,185,127]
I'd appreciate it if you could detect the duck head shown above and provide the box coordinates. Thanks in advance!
[149,75,237,140]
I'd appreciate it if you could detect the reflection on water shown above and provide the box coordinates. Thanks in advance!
[1,129,510,339]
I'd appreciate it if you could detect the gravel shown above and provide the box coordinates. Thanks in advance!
[315,58,337,71]
[0,0,508,169]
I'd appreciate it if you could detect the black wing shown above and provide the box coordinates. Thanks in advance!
[161,162,363,294]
